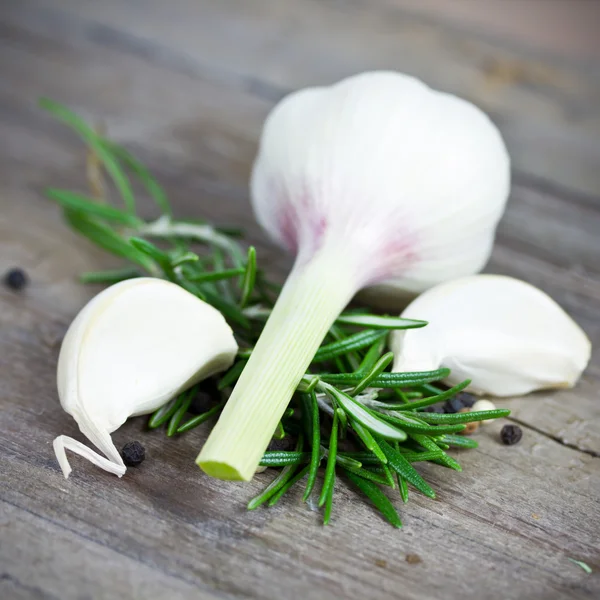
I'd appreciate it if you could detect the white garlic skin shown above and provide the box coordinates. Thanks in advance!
[55,278,238,477]
[251,71,510,299]
[390,275,592,397]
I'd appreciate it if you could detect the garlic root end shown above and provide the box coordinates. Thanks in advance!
[53,435,127,478]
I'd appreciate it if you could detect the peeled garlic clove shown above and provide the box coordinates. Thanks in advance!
[390,275,591,397]
[54,278,238,478]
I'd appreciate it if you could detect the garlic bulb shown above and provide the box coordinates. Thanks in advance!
[390,275,591,396]
[197,71,510,481]
[54,278,238,478]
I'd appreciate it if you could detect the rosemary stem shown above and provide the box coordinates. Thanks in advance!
[197,247,356,480]
[139,216,245,266]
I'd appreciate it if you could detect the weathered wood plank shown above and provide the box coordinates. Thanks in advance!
[9,0,599,194]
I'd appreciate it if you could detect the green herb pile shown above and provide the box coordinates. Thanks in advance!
[41,99,509,528]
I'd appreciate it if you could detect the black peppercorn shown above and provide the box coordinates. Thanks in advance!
[4,268,28,291]
[456,392,476,408]
[500,424,522,446]
[444,397,465,413]
[121,441,146,466]
[443,392,477,413]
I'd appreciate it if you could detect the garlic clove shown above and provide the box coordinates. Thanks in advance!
[390,275,591,397]
[54,277,238,478]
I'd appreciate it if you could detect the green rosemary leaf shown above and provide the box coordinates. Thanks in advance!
[187,267,245,283]
[303,391,322,501]
[259,451,311,467]
[314,330,387,363]
[248,464,299,510]
[46,189,142,227]
[329,324,361,371]
[343,465,392,487]
[335,314,427,330]
[381,464,396,488]
[148,394,185,429]
[396,380,471,411]
[399,451,446,463]
[419,409,510,424]
[325,386,407,441]
[410,434,462,472]
[350,421,388,464]
[436,443,451,450]
[319,368,451,388]
[273,421,286,440]
[218,360,247,390]
[240,246,257,308]
[335,454,363,470]
[170,252,199,268]
[339,451,382,466]
[79,267,141,284]
[420,383,444,396]
[106,142,172,217]
[344,470,402,528]
[440,434,479,449]
[298,376,320,394]
[351,352,394,396]
[129,236,171,270]
[176,400,225,434]
[335,407,348,438]
[375,411,466,435]
[323,471,335,525]
[209,247,234,302]
[63,208,155,272]
[248,437,303,510]
[39,98,136,213]
[267,465,311,507]
[166,388,195,436]
[299,394,313,441]
[357,337,387,374]
[398,475,409,503]
[319,410,339,507]
[377,438,436,499]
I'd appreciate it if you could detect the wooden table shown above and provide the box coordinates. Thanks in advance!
[1,1,599,598]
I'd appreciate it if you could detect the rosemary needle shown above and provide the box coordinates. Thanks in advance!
[148,393,185,429]
[267,465,310,507]
[345,470,402,529]
[303,391,321,501]
[323,471,335,525]
[248,437,304,510]
[167,388,195,437]
[319,410,339,507]
[176,400,226,434]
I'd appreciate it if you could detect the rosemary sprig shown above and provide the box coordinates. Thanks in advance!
[42,99,511,528]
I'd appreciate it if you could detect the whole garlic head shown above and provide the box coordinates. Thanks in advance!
[251,70,510,299]
[54,278,238,478]
[390,275,592,396]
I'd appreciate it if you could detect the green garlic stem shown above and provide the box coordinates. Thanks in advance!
[197,247,357,481]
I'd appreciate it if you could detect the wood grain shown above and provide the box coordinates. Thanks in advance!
[1,1,599,599]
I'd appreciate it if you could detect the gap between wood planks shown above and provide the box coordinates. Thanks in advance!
[507,416,599,459]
